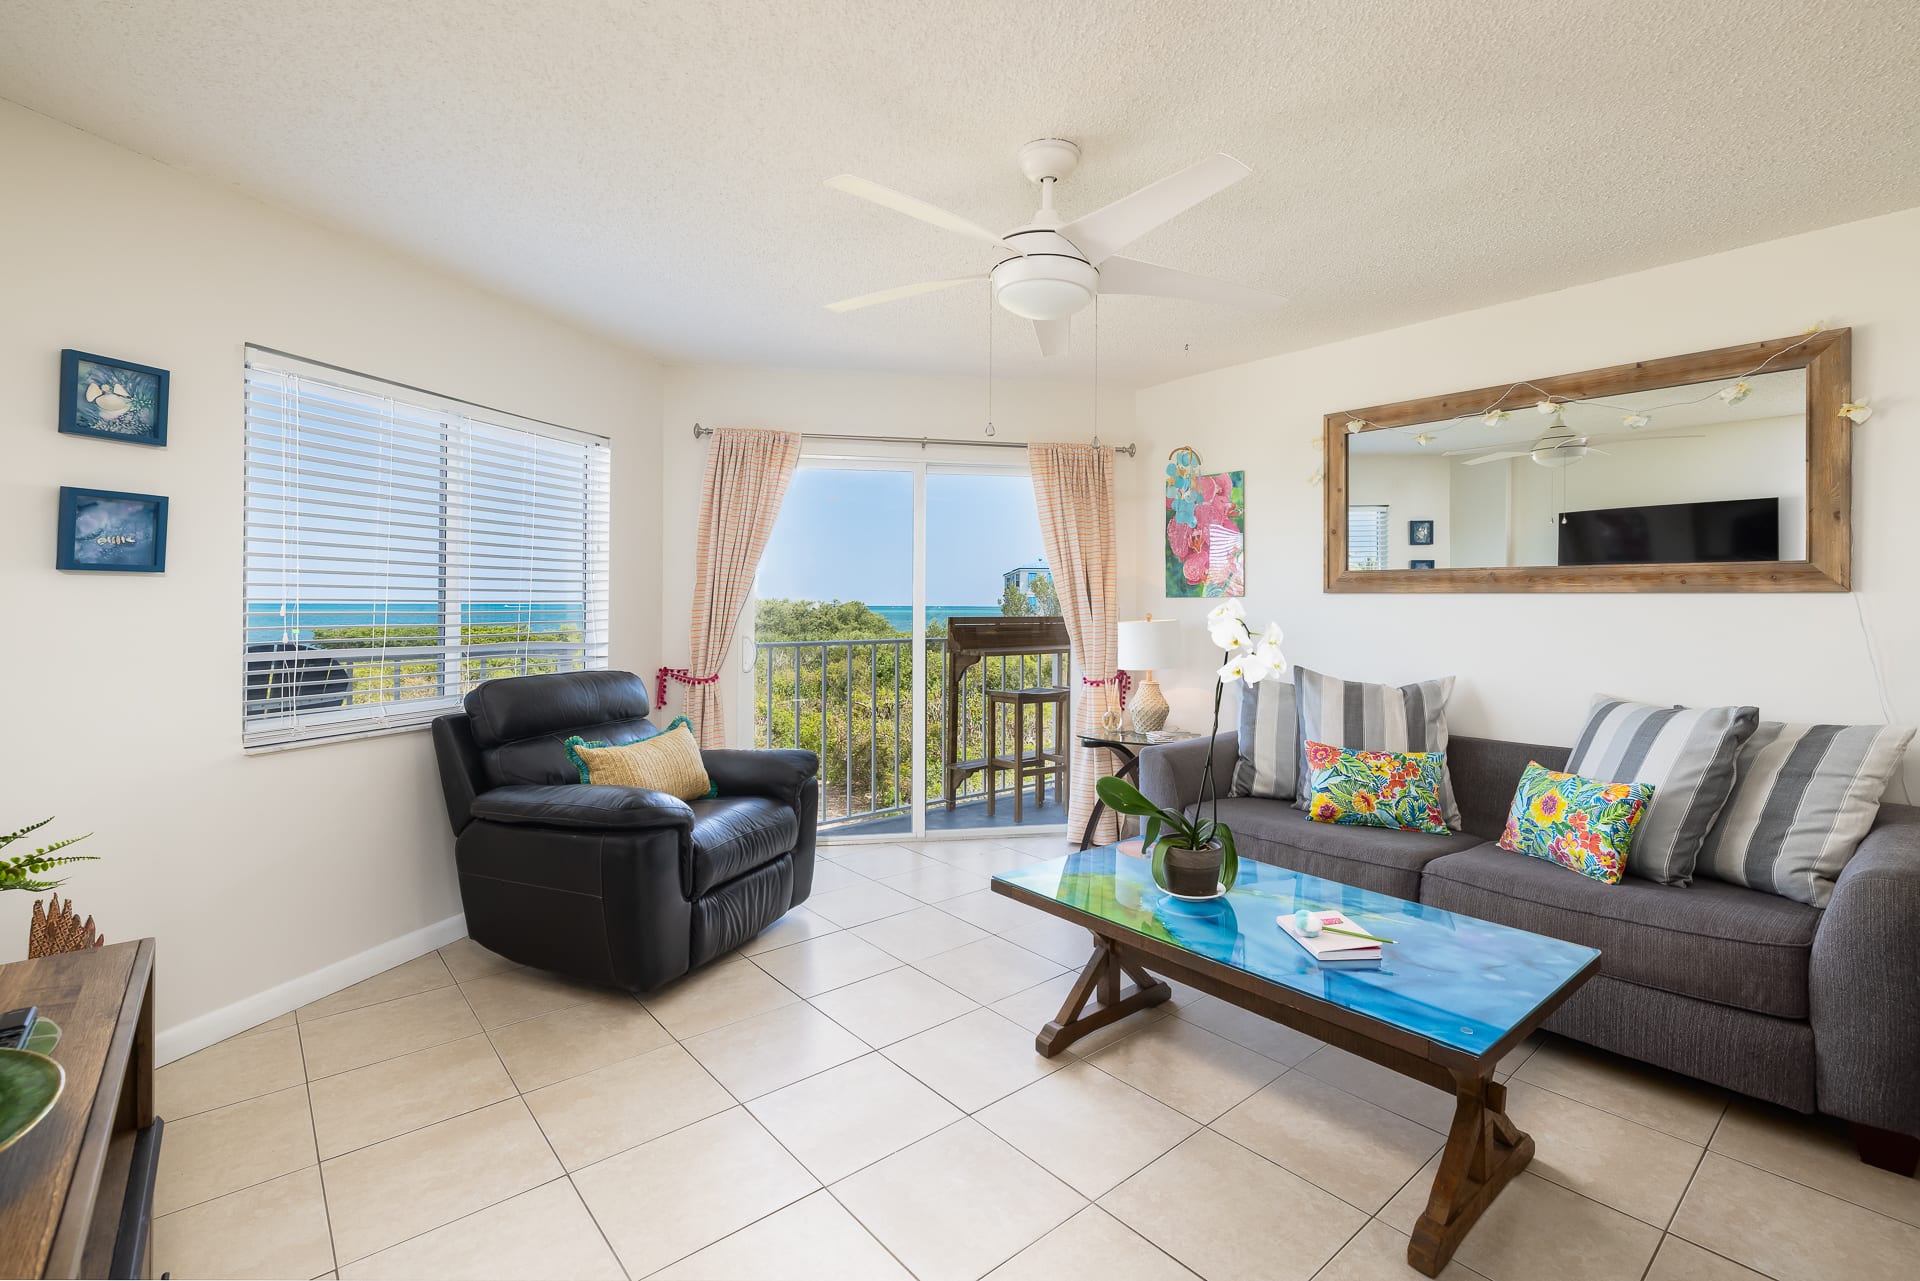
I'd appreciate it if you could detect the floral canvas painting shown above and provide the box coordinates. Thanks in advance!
[1165,448,1245,597]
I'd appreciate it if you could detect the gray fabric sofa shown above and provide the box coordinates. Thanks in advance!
[1139,731,1920,1173]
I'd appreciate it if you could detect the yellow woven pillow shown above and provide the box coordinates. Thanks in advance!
[563,718,712,801]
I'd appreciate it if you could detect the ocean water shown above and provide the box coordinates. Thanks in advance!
[869,605,1006,633]
[246,601,582,641]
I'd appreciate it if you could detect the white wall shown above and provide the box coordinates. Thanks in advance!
[1129,207,1920,800]
[655,364,1134,746]
[0,102,664,1057]
[1347,455,1452,568]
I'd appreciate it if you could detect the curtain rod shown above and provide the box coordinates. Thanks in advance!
[691,424,1135,456]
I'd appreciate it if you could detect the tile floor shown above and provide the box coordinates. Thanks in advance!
[151,833,1920,1281]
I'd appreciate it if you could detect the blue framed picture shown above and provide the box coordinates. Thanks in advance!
[57,487,169,573]
[59,349,169,446]
[1408,519,1434,546]
[1410,559,1436,570]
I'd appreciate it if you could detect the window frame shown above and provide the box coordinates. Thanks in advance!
[1346,503,1391,572]
[241,347,611,751]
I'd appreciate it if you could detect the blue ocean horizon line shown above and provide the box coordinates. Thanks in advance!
[246,600,583,641]
[869,604,1005,631]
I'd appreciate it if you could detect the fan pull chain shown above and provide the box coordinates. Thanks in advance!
[985,283,995,436]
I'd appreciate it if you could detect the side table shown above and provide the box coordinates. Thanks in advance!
[1077,729,1200,850]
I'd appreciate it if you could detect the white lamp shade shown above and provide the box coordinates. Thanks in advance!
[1116,619,1183,671]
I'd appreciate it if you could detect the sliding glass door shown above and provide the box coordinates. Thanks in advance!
[750,457,1064,842]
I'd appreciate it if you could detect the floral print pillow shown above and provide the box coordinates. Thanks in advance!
[1498,761,1654,884]
[1304,741,1451,834]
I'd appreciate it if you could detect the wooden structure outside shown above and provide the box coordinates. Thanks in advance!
[985,687,1070,821]
[0,939,160,1279]
[941,616,1070,809]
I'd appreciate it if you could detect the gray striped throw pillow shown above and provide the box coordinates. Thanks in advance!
[1232,679,1297,799]
[1564,696,1759,885]
[1695,722,1913,906]
[1291,666,1459,827]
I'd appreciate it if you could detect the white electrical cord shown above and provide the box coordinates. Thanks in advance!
[1851,590,1913,803]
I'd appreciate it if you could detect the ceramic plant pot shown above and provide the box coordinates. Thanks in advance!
[1156,840,1226,897]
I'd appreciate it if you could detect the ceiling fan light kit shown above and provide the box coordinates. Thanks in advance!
[823,137,1284,353]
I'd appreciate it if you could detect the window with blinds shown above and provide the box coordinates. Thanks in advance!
[1347,505,1391,571]
[242,348,611,749]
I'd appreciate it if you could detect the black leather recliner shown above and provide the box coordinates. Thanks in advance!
[431,669,819,992]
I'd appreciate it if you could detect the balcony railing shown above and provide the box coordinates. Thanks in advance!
[753,637,1069,830]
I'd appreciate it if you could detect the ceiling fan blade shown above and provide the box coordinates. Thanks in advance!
[825,175,1022,253]
[1058,153,1251,264]
[1033,318,1068,357]
[1585,432,1708,446]
[1097,256,1285,310]
[1459,450,1530,465]
[824,275,985,313]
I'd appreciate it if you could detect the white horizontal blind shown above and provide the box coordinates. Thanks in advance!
[1347,505,1391,571]
[243,348,611,748]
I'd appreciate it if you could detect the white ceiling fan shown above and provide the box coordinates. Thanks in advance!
[823,138,1285,356]
[1444,416,1705,469]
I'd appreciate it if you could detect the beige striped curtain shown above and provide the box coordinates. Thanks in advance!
[685,427,802,747]
[1029,442,1119,843]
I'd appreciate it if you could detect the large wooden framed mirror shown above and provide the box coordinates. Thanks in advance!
[1323,330,1852,593]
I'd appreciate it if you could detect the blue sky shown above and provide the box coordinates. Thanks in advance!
[757,469,1046,605]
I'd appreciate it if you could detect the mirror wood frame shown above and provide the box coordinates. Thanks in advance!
[1323,328,1852,593]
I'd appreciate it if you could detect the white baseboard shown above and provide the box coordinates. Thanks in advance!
[156,913,468,1065]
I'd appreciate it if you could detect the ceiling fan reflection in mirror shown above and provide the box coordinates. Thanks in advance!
[1443,413,1704,469]
[823,139,1286,355]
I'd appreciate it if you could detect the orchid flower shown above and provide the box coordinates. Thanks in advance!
[1719,381,1752,406]
[1840,401,1873,424]
[1534,400,1560,415]
[1622,413,1651,430]
[1205,599,1250,652]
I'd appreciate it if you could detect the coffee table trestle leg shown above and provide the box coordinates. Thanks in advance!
[1406,1072,1535,1277]
[1036,937,1172,1057]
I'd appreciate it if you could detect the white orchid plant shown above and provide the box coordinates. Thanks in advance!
[1095,600,1287,892]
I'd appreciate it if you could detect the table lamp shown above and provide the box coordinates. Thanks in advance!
[1116,617,1182,732]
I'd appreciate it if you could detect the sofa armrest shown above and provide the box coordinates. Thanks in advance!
[1137,732,1239,815]
[703,748,820,805]
[1810,803,1920,1135]
[470,784,696,832]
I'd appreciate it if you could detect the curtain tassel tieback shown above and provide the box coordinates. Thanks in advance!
[657,666,721,710]
[1080,671,1132,700]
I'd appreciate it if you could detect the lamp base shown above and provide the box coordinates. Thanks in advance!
[1128,678,1170,733]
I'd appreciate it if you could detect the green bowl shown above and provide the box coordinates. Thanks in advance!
[0,1047,66,1154]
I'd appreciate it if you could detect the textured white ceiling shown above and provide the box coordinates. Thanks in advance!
[3,1,1917,387]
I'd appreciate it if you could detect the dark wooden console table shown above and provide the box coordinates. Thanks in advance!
[0,940,161,1279]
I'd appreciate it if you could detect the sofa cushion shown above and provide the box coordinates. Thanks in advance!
[1291,666,1461,828]
[1232,678,1297,799]
[1696,721,1915,907]
[1208,797,1480,900]
[1563,695,1758,886]
[1421,843,1820,1019]
[688,797,799,897]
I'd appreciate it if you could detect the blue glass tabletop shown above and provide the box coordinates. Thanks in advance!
[993,844,1598,1058]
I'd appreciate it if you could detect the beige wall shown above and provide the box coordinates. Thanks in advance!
[1128,206,1920,802]
[0,102,664,1058]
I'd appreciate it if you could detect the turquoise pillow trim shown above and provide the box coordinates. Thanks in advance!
[563,717,717,797]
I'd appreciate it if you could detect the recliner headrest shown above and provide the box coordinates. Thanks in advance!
[465,669,653,747]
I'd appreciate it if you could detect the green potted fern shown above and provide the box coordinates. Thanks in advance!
[1095,601,1285,897]
[2,819,101,957]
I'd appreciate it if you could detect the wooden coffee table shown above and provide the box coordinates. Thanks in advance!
[992,842,1598,1278]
